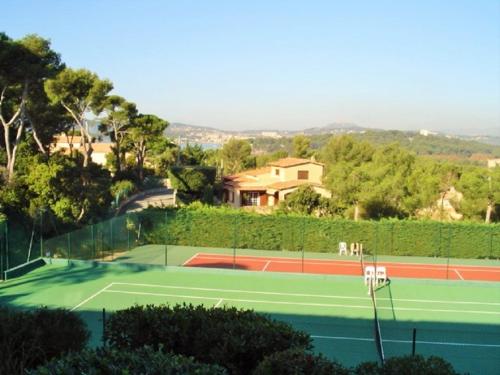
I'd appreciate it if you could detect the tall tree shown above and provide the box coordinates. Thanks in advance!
[45,68,113,167]
[221,138,253,174]
[126,114,168,182]
[457,166,500,223]
[292,135,311,158]
[99,95,137,172]
[0,33,62,180]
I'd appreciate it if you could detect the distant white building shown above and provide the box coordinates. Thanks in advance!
[487,159,500,168]
[419,129,438,137]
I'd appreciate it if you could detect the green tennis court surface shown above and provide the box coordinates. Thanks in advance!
[0,260,499,374]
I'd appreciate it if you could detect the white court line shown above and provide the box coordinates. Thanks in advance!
[71,283,114,311]
[104,289,500,316]
[454,269,465,280]
[214,298,223,308]
[112,282,500,306]
[262,260,271,271]
[192,252,500,271]
[182,253,200,266]
[311,335,500,348]
[192,254,500,273]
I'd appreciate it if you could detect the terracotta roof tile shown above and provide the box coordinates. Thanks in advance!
[268,157,323,167]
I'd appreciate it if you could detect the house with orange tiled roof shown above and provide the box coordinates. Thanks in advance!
[223,157,331,208]
[51,135,114,166]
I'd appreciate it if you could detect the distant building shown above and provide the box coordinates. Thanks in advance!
[223,157,331,208]
[487,159,500,168]
[51,135,113,166]
[419,129,438,137]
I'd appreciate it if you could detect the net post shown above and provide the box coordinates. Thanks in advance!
[412,328,417,356]
[102,308,106,346]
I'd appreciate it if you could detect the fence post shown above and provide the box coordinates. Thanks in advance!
[40,209,43,258]
[446,225,451,279]
[67,232,71,265]
[110,218,114,261]
[5,222,9,270]
[127,214,131,251]
[91,224,96,259]
[490,227,493,259]
[0,222,4,280]
[164,211,168,268]
[301,217,305,273]
[232,214,238,270]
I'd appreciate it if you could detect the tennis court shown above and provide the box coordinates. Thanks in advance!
[0,260,498,374]
[181,252,500,282]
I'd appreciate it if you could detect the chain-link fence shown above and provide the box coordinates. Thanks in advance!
[2,208,500,280]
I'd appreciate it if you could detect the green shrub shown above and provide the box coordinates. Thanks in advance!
[354,355,459,375]
[253,349,350,375]
[30,346,227,375]
[105,304,312,375]
[0,307,89,374]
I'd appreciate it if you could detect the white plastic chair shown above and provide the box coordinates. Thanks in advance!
[351,243,362,256]
[364,266,375,285]
[338,242,347,255]
[375,266,387,286]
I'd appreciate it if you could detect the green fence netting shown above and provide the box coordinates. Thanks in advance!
[2,208,500,279]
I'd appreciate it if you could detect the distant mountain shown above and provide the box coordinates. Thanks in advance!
[301,122,369,135]
[165,122,370,138]
[165,122,500,157]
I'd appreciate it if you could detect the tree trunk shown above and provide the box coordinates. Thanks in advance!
[354,202,360,221]
[485,202,493,224]
[1,83,28,182]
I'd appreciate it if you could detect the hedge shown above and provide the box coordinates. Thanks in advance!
[0,307,89,374]
[105,304,312,375]
[354,355,460,375]
[253,349,350,375]
[30,346,227,375]
[146,207,500,259]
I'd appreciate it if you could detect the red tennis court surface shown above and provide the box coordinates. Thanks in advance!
[183,253,500,282]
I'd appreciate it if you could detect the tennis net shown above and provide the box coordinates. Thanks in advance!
[369,280,386,364]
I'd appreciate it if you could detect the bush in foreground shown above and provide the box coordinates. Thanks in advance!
[30,346,227,375]
[105,304,312,374]
[0,307,89,374]
[253,349,350,375]
[355,355,460,375]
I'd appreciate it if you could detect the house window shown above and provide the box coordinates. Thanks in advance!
[229,191,234,202]
[242,192,259,206]
[275,168,280,176]
[298,170,309,180]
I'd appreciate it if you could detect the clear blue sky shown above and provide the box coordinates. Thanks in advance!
[3,0,500,134]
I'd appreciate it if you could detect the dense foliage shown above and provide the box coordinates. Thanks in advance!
[354,355,460,375]
[150,207,500,259]
[254,349,350,375]
[0,307,89,374]
[30,346,227,375]
[105,304,312,375]
[169,165,217,204]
